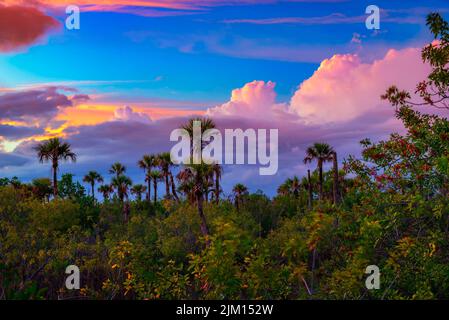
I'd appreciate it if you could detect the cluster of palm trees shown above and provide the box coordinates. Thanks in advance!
[278,142,340,207]
[137,153,179,203]
[33,120,341,243]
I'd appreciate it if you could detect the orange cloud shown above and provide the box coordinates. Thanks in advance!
[57,103,204,127]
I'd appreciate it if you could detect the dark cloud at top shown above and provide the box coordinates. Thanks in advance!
[0,5,59,52]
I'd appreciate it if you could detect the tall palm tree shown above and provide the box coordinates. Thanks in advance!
[83,171,103,201]
[98,184,113,201]
[304,143,334,200]
[138,154,156,202]
[109,162,126,179]
[232,183,249,212]
[181,117,217,159]
[131,184,147,202]
[149,170,163,203]
[34,138,77,198]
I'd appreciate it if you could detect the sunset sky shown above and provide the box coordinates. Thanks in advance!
[0,0,447,196]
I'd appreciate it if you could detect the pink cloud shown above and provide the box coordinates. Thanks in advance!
[207,47,431,125]
[206,80,287,118]
[289,47,431,124]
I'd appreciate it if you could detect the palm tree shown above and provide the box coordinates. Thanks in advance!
[109,162,126,179]
[34,138,77,198]
[232,183,249,212]
[98,184,113,201]
[277,179,291,196]
[149,170,163,203]
[169,171,180,201]
[83,171,103,201]
[181,117,217,159]
[290,176,301,198]
[204,175,214,203]
[304,143,334,200]
[177,169,195,203]
[277,176,300,198]
[184,162,213,241]
[157,152,175,199]
[111,175,132,203]
[111,175,132,222]
[306,170,313,209]
[138,154,156,202]
[131,184,147,202]
[212,163,222,204]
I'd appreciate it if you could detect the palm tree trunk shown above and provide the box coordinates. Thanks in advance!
[332,151,340,205]
[235,196,240,212]
[147,173,152,202]
[307,169,313,210]
[170,173,179,201]
[165,174,170,199]
[91,183,95,201]
[52,163,58,198]
[318,160,324,200]
[153,180,157,203]
[215,172,220,204]
[197,192,210,244]
[123,201,130,223]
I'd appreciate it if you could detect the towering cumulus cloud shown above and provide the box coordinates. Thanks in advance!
[289,47,430,124]
[207,80,287,118]
[0,5,59,52]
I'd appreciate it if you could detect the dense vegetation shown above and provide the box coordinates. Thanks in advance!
[1,13,449,300]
